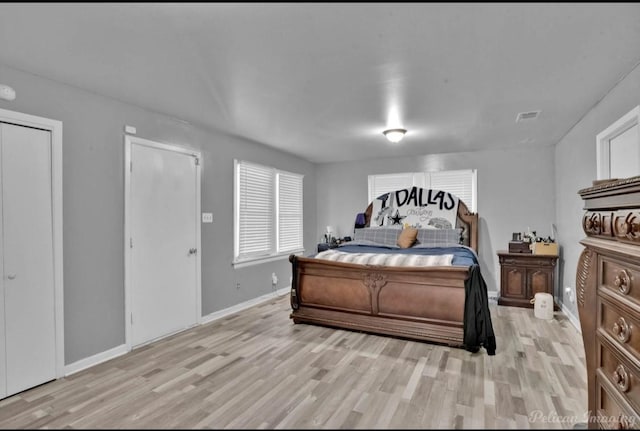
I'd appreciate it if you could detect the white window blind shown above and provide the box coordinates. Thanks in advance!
[235,160,304,265]
[367,169,477,212]
[237,162,274,259]
[430,169,477,212]
[277,171,303,252]
[368,172,424,202]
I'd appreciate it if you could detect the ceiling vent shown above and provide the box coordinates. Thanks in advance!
[516,110,541,122]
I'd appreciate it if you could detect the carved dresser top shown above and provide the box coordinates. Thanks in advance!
[579,176,640,246]
[579,176,640,210]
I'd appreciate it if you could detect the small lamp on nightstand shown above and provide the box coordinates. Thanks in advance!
[325,226,334,244]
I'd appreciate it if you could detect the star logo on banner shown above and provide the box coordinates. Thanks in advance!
[388,210,406,225]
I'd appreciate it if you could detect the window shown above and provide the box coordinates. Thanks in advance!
[234,160,304,266]
[368,169,477,212]
[596,105,640,180]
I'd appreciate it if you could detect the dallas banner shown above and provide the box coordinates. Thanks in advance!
[371,187,459,229]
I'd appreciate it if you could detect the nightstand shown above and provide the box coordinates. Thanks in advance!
[497,251,559,309]
[317,242,338,253]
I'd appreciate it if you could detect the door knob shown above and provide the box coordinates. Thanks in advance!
[188,248,197,255]
[7,274,16,280]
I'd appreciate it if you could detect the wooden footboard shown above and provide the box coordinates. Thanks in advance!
[289,255,470,346]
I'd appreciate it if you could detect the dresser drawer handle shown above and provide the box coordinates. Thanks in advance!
[622,220,640,236]
[586,218,600,230]
[613,317,632,343]
[614,270,632,295]
[613,364,630,393]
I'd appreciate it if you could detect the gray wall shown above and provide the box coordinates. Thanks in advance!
[316,146,556,293]
[0,64,316,365]
[555,63,640,321]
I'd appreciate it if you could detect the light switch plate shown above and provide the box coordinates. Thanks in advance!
[202,213,213,223]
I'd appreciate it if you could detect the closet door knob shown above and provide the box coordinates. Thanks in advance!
[7,274,16,280]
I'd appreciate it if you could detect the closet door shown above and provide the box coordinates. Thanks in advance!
[0,122,56,397]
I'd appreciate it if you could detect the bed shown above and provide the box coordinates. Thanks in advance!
[289,187,495,354]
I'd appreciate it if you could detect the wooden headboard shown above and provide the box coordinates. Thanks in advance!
[362,187,479,253]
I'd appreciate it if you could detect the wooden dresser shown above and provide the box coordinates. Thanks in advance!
[578,176,640,429]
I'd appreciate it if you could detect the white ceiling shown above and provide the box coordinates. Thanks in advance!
[1,3,640,163]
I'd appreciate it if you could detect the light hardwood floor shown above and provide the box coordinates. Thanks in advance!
[0,294,587,429]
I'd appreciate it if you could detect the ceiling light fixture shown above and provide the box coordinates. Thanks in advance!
[383,128,407,143]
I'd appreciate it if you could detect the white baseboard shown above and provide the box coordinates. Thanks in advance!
[560,302,582,334]
[201,286,290,325]
[64,343,128,377]
[63,287,292,376]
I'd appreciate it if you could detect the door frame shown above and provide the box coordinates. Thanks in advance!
[124,135,202,351]
[0,108,64,379]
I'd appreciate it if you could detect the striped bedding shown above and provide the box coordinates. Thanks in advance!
[314,249,453,267]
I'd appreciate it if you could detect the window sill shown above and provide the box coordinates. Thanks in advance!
[232,249,305,269]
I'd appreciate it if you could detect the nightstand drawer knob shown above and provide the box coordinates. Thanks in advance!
[613,364,630,393]
[614,270,632,295]
[613,317,631,343]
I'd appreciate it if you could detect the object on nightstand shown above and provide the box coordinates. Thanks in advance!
[531,241,558,256]
[508,240,531,253]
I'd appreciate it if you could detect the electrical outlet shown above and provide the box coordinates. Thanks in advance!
[272,273,278,285]
[565,286,575,303]
[236,282,240,289]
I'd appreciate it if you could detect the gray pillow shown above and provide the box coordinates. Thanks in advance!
[353,227,402,247]
[414,228,463,247]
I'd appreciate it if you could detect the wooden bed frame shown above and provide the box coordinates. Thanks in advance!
[289,194,478,347]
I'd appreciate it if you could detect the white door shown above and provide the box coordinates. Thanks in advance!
[0,122,56,397]
[129,140,199,347]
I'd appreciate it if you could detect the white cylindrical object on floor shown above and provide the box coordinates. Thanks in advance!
[533,292,554,320]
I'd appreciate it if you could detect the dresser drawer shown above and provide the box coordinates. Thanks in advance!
[584,211,615,238]
[613,210,640,245]
[598,338,640,413]
[600,256,640,307]
[599,297,640,366]
[595,371,639,429]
